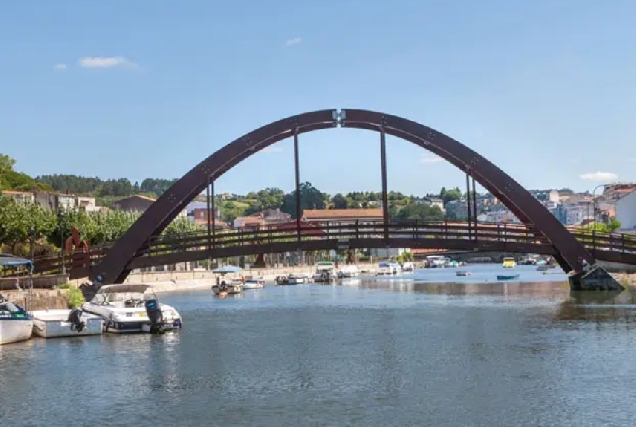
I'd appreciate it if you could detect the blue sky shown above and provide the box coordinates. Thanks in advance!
[2,0,636,196]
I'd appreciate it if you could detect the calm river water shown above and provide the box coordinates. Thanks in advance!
[3,265,636,426]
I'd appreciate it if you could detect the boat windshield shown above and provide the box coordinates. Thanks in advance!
[91,284,156,307]
[0,301,27,318]
[503,257,515,262]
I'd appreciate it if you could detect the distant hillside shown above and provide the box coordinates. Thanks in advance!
[0,154,52,192]
[34,174,178,199]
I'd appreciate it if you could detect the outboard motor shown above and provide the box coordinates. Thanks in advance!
[67,308,86,333]
[144,299,164,334]
[0,293,5,303]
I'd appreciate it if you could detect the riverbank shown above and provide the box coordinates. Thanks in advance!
[67,263,378,292]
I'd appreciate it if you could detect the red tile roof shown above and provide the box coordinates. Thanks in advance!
[303,209,383,219]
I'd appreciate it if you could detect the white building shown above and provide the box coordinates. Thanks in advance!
[616,190,636,232]
[76,196,99,212]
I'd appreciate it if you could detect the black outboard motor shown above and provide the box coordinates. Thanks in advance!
[144,299,164,334]
[67,308,86,333]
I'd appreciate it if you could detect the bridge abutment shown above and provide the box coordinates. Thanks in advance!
[569,265,624,291]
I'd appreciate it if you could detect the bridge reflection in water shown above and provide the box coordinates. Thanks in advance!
[353,275,636,326]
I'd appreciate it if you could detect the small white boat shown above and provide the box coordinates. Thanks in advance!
[401,262,415,272]
[376,262,401,275]
[82,284,183,334]
[313,261,337,282]
[0,295,33,345]
[338,265,360,278]
[242,276,265,290]
[288,274,309,284]
[31,309,103,338]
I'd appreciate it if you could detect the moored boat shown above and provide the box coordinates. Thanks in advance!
[242,276,265,290]
[456,271,471,276]
[338,265,361,278]
[502,257,517,268]
[82,284,183,334]
[212,279,244,295]
[496,274,520,281]
[313,261,337,282]
[31,308,103,338]
[0,294,33,345]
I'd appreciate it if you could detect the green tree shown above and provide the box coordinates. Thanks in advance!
[164,216,203,236]
[439,186,462,206]
[281,182,326,219]
[395,203,444,221]
[332,193,348,209]
[0,196,56,252]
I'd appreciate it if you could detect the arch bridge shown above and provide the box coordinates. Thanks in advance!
[82,109,626,291]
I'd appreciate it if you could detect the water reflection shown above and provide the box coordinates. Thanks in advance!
[555,290,636,325]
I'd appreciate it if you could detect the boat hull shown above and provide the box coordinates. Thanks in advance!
[31,310,103,338]
[212,285,243,295]
[0,319,33,345]
[497,274,520,281]
[242,283,264,290]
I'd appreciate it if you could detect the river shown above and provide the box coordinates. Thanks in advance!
[2,264,636,426]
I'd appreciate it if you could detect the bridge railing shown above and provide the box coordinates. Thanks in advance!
[14,221,636,277]
[134,220,555,259]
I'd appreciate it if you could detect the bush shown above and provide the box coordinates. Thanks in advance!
[66,286,85,308]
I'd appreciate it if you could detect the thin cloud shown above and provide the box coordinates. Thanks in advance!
[285,37,302,47]
[421,154,442,163]
[262,146,283,153]
[580,171,618,182]
[78,56,138,69]
[54,63,67,70]
[627,157,636,162]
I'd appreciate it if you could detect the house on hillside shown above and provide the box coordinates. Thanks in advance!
[616,189,636,233]
[33,191,76,211]
[1,190,35,204]
[233,209,291,230]
[302,208,383,224]
[191,208,228,229]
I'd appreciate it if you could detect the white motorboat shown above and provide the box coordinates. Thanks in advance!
[313,261,337,282]
[81,284,183,334]
[338,265,360,278]
[288,274,309,284]
[425,255,450,268]
[401,262,415,272]
[31,309,103,338]
[242,276,265,290]
[376,262,401,275]
[0,294,33,345]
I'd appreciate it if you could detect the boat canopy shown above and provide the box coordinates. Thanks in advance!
[96,284,153,294]
[0,254,33,271]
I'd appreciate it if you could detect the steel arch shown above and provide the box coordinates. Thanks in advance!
[91,108,593,285]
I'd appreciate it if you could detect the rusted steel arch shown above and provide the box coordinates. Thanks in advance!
[340,109,593,271]
[93,110,339,284]
[92,108,592,285]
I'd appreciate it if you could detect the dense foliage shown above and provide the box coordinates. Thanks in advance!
[0,195,202,257]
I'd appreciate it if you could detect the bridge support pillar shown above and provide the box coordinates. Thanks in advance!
[568,265,624,291]
[253,254,266,268]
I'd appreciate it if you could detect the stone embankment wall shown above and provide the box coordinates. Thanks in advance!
[0,273,68,290]
[3,289,69,310]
